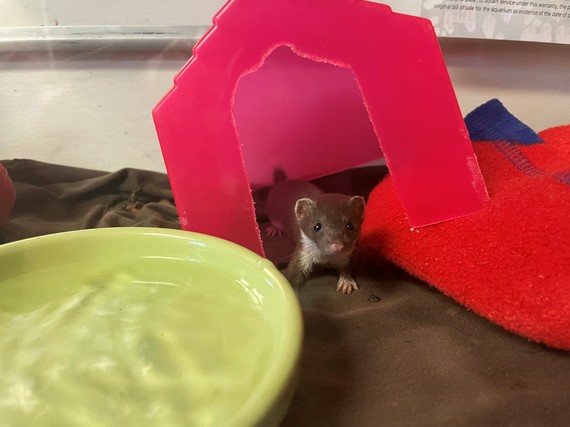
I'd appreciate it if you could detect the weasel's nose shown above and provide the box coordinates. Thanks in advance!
[329,243,345,254]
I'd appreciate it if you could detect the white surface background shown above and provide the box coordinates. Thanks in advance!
[0,0,569,173]
[0,0,225,26]
[0,0,419,26]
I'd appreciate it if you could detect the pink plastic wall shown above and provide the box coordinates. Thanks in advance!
[153,0,489,256]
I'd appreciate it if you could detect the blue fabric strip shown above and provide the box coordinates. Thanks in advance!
[464,99,543,145]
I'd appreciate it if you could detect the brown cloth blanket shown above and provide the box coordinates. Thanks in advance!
[1,159,569,427]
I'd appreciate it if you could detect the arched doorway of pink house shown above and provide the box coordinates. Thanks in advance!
[233,46,383,189]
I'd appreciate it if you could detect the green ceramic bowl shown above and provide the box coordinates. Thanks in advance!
[0,228,302,427]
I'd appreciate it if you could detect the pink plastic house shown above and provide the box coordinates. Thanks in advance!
[153,0,489,256]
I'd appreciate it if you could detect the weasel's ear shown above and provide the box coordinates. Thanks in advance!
[295,198,316,221]
[349,196,366,221]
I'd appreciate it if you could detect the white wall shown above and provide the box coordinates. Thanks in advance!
[0,0,226,26]
[0,0,414,26]
[443,38,570,130]
[1,49,186,173]
[0,1,569,173]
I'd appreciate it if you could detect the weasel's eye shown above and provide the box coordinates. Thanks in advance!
[313,223,322,232]
[346,222,355,231]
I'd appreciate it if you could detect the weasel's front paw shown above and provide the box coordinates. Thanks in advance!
[266,225,284,238]
[336,275,358,295]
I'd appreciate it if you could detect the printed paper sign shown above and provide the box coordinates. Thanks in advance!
[421,0,570,44]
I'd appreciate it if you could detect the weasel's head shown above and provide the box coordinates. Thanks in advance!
[294,194,365,256]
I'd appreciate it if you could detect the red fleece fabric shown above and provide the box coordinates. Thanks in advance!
[360,125,570,350]
[0,164,15,225]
